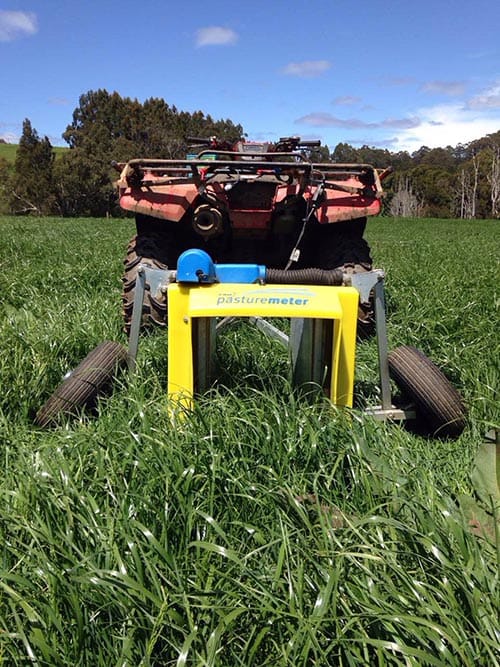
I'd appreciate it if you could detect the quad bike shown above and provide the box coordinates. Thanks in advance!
[113,136,392,336]
[34,137,468,438]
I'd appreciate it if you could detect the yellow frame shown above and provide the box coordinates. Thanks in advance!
[167,281,359,410]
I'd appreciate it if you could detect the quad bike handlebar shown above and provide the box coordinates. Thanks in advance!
[185,135,321,153]
[185,136,214,145]
[185,136,237,151]
[277,137,321,149]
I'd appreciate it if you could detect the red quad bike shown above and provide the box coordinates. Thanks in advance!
[116,136,389,335]
[34,137,467,438]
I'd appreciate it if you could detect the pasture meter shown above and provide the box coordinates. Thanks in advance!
[127,249,409,421]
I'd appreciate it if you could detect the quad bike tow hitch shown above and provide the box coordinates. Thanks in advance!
[127,249,415,423]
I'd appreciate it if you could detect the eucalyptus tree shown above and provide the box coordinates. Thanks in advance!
[10,119,55,215]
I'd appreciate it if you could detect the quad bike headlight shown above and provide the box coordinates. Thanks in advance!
[192,204,225,239]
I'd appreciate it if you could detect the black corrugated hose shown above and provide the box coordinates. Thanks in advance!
[265,268,344,285]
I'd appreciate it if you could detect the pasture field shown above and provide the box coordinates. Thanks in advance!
[0,143,67,163]
[0,143,18,163]
[0,215,498,665]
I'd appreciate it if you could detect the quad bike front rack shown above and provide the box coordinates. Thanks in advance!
[127,249,415,422]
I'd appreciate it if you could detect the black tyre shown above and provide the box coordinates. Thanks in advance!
[35,341,128,427]
[122,236,168,335]
[388,345,467,437]
[122,214,198,335]
[312,219,375,336]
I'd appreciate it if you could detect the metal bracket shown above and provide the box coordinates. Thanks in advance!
[373,274,393,412]
[352,271,414,422]
[364,405,417,422]
[249,317,289,347]
[127,265,174,370]
[349,269,384,304]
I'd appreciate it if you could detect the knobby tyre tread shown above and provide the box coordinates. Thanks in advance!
[388,345,467,437]
[35,341,128,427]
[122,235,168,335]
[314,229,375,337]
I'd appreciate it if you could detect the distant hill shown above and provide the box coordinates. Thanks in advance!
[0,143,68,163]
[0,143,19,162]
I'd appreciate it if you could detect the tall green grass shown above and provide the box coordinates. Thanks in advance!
[0,216,498,665]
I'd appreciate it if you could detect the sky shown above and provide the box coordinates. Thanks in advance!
[1,0,499,154]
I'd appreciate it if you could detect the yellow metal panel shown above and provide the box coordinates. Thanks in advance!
[167,282,359,409]
[184,282,345,319]
[167,284,194,411]
[331,290,359,407]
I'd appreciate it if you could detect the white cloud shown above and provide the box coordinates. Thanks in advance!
[466,82,500,110]
[282,60,331,78]
[0,132,18,143]
[396,101,500,151]
[420,80,466,96]
[296,112,420,130]
[332,95,362,106]
[0,10,37,42]
[195,26,238,47]
[383,76,416,87]
[347,137,400,148]
[467,49,498,60]
[48,97,70,106]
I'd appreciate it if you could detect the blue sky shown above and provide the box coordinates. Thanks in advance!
[1,0,499,154]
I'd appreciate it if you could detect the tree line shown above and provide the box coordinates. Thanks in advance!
[0,88,499,219]
[0,90,244,217]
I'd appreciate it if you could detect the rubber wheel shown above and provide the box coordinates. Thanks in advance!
[122,236,168,335]
[312,219,375,337]
[388,345,467,437]
[34,341,128,427]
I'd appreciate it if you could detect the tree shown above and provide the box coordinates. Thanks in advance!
[10,119,55,215]
[56,89,245,216]
[53,148,116,217]
[457,154,480,219]
[0,157,13,214]
[331,142,360,163]
[487,144,500,218]
[408,165,455,217]
[355,145,393,169]
[309,144,331,162]
[389,175,423,217]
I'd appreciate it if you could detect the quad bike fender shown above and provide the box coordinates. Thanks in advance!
[119,183,198,222]
[317,195,381,223]
[314,175,381,223]
[275,181,381,223]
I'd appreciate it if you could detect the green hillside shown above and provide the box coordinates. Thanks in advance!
[0,142,67,163]
[0,142,18,162]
